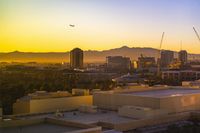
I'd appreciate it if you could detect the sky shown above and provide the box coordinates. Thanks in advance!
[0,0,200,53]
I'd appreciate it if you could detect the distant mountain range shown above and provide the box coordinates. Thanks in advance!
[0,46,200,63]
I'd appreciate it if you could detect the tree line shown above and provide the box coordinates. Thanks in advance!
[0,66,115,115]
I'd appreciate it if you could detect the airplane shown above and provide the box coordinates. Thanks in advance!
[69,24,75,27]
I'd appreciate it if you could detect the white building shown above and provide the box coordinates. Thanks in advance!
[5,85,200,132]
[94,86,200,114]
[13,91,92,114]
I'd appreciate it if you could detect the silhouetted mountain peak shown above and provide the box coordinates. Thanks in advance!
[120,45,130,49]
[12,51,20,53]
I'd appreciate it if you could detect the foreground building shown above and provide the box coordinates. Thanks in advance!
[4,85,200,132]
[70,48,84,69]
[13,91,92,114]
[0,117,101,133]
[94,86,200,114]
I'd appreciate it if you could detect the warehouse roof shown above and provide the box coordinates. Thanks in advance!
[0,123,81,133]
[127,88,200,98]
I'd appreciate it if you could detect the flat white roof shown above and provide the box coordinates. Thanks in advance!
[0,123,81,133]
[127,88,200,98]
[60,111,134,124]
[16,110,135,125]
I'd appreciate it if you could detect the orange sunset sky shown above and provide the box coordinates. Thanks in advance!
[0,0,200,53]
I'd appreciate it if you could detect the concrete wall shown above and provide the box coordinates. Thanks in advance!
[70,127,102,133]
[46,118,102,133]
[13,100,30,114]
[13,96,93,114]
[118,106,168,119]
[114,112,191,131]
[93,93,160,110]
[94,92,200,114]
[160,93,200,113]
[30,96,93,114]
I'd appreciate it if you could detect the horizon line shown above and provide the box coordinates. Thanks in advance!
[0,46,190,54]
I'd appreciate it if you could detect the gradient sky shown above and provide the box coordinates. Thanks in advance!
[0,0,200,53]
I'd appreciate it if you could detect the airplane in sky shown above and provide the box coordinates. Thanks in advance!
[69,24,75,27]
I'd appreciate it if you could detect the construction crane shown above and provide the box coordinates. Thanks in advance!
[193,27,200,42]
[157,32,165,76]
[159,32,165,51]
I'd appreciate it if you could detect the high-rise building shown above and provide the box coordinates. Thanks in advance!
[178,50,188,65]
[106,56,131,71]
[138,55,156,69]
[70,48,84,69]
[160,50,174,68]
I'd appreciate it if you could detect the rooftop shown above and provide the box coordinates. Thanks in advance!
[18,91,72,101]
[15,110,135,125]
[0,123,81,133]
[126,88,200,98]
[60,111,134,124]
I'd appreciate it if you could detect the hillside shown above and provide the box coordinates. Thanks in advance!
[0,46,200,63]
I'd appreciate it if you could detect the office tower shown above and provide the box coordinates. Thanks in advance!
[178,50,188,65]
[106,56,131,71]
[160,50,174,68]
[138,55,156,69]
[70,48,84,69]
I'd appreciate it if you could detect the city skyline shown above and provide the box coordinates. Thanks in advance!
[1,0,200,53]
[2,1,200,132]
